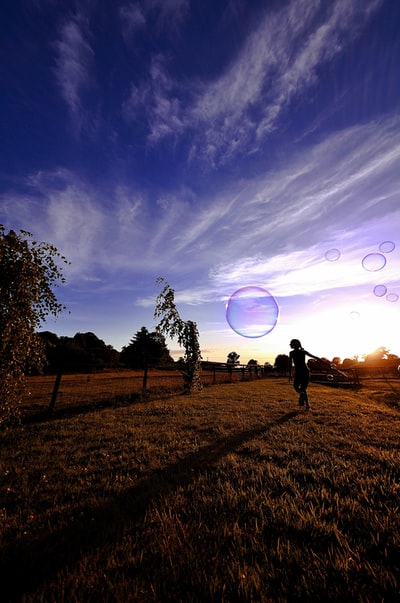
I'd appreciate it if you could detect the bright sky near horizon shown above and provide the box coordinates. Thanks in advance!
[1,0,400,365]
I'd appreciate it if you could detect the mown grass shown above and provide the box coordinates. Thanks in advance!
[1,378,399,602]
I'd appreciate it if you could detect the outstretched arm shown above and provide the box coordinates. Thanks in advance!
[306,352,336,368]
[306,351,321,361]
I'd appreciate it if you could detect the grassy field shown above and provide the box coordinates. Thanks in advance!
[22,368,250,417]
[1,377,399,602]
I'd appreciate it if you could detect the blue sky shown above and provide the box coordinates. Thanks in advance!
[1,0,400,364]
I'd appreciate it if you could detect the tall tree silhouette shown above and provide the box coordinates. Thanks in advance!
[0,226,68,424]
[154,277,202,393]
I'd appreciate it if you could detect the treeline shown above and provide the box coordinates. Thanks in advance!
[36,327,174,374]
[35,331,400,377]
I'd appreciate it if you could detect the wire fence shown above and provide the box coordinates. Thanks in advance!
[22,363,395,421]
[23,366,270,419]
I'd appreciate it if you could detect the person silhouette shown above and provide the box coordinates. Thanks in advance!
[289,339,320,411]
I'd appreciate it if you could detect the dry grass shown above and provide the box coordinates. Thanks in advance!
[22,369,249,417]
[1,378,399,602]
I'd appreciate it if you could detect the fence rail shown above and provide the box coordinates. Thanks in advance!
[23,363,394,420]
[23,366,269,418]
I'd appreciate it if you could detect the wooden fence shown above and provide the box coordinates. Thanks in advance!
[23,362,390,420]
[23,364,270,418]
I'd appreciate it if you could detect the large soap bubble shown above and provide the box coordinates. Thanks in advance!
[226,286,279,338]
[362,253,386,272]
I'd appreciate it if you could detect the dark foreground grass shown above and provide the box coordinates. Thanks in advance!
[1,378,399,602]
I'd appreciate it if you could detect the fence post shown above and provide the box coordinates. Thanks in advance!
[49,369,62,412]
[142,365,148,392]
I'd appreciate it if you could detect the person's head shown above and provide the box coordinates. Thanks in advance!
[290,339,302,349]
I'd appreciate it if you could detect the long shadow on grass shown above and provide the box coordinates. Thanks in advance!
[2,410,298,601]
[21,390,183,425]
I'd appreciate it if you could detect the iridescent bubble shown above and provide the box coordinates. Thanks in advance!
[327,374,334,382]
[386,293,399,303]
[379,241,395,253]
[362,253,386,272]
[325,248,341,262]
[226,286,279,338]
[350,311,360,320]
[373,284,387,297]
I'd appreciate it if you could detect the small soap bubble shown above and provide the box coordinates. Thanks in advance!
[373,284,387,297]
[226,286,279,338]
[379,241,395,253]
[325,249,341,262]
[327,374,334,382]
[361,253,386,272]
[386,293,399,303]
[350,311,360,320]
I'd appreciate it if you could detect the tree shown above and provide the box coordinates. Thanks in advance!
[37,331,120,373]
[342,358,357,369]
[71,332,120,370]
[0,226,69,424]
[227,351,240,365]
[154,277,202,393]
[274,354,290,376]
[120,327,173,369]
[247,358,259,374]
[363,346,390,365]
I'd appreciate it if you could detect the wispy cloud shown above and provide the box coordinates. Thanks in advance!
[1,115,398,296]
[122,0,383,164]
[120,0,189,37]
[54,13,94,132]
[191,0,383,163]
[123,53,184,142]
[119,3,146,38]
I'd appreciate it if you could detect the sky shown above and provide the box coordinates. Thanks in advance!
[1,0,400,365]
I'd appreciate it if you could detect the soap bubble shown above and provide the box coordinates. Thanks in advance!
[362,253,386,272]
[350,311,360,320]
[327,374,334,382]
[226,286,279,338]
[386,293,399,303]
[325,248,341,261]
[373,285,387,297]
[379,241,395,253]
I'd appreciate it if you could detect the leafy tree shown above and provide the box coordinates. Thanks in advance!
[0,226,69,424]
[227,351,240,365]
[71,332,119,370]
[363,346,390,365]
[247,358,259,374]
[342,358,357,368]
[37,331,120,373]
[154,277,202,393]
[120,327,173,369]
[274,354,290,376]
